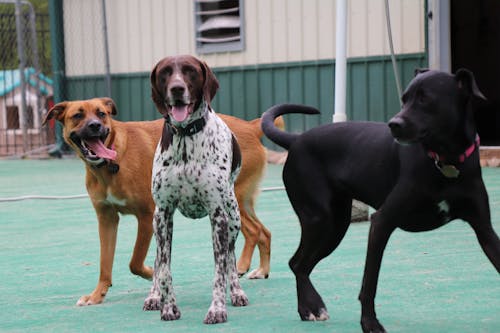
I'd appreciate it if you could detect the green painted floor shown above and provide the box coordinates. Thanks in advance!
[0,159,499,333]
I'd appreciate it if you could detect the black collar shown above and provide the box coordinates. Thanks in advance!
[92,159,120,174]
[166,116,206,136]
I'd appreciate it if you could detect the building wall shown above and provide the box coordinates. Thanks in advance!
[61,0,427,144]
[63,0,425,75]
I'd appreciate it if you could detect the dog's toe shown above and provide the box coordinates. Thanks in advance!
[237,269,249,278]
[301,307,329,321]
[204,306,227,324]
[160,303,181,321]
[231,290,249,307]
[76,294,103,306]
[247,268,269,279]
[143,296,161,311]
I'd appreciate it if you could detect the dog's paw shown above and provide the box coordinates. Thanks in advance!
[237,268,249,278]
[143,295,161,311]
[360,316,386,333]
[247,268,269,279]
[160,303,181,321]
[300,307,329,321]
[76,294,104,306]
[231,290,249,307]
[203,305,227,324]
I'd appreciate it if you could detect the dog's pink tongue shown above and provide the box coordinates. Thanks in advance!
[86,140,117,160]
[172,105,189,122]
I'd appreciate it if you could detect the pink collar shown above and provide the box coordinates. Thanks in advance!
[428,135,480,163]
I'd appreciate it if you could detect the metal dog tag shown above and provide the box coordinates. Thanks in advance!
[440,164,460,178]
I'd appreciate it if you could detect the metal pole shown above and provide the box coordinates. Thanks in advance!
[48,0,66,157]
[26,1,43,144]
[384,0,403,104]
[101,0,112,97]
[333,0,347,123]
[15,0,28,152]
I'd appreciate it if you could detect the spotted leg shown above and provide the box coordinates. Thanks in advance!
[204,204,231,324]
[226,191,249,307]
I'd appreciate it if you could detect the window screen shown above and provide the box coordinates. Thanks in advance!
[195,0,244,54]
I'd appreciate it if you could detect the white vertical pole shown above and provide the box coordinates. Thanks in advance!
[427,0,451,71]
[333,0,347,123]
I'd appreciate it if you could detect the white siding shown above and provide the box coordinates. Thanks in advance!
[63,0,425,75]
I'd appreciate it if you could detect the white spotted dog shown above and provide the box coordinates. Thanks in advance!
[143,55,249,324]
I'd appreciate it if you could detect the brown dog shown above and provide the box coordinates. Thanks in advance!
[42,96,275,305]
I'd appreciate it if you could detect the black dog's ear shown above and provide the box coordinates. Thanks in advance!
[150,60,168,116]
[455,68,487,101]
[414,68,429,76]
[100,97,117,115]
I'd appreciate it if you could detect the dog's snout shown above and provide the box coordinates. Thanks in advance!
[170,84,185,96]
[87,120,102,132]
[388,116,407,139]
[388,117,404,132]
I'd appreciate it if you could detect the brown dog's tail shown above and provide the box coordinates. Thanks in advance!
[250,115,285,138]
[261,104,320,150]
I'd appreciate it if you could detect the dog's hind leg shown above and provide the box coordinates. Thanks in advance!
[237,197,271,279]
[248,205,271,279]
[129,212,154,280]
[288,195,351,321]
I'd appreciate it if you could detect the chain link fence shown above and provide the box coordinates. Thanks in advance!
[0,0,54,157]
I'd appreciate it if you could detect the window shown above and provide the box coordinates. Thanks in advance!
[6,105,35,130]
[195,0,244,54]
[6,106,19,130]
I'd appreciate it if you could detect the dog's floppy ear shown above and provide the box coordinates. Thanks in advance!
[455,68,487,101]
[198,58,219,105]
[100,97,117,115]
[150,60,168,116]
[414,68,429,76]
[42,101,68,125]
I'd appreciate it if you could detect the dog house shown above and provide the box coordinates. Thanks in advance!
[0,68,53,155]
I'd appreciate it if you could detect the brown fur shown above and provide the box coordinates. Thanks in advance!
[43,97,275,305]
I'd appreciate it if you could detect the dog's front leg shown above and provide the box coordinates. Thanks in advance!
[204,206,230,324]
[146,206,180,320]
[464,184,500,273]
[77,207,118,306]
[358,211,395,333]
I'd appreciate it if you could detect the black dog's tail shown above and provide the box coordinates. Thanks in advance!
[261,104,320,150]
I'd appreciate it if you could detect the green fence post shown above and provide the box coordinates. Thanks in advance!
[48,0,68,157]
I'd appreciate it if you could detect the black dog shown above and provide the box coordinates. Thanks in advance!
[261,68,500,332]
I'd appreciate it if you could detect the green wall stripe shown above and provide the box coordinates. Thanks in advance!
[65,53,427,148]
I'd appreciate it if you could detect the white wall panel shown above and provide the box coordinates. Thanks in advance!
[64,0,425,75]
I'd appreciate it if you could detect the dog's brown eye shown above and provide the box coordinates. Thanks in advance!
[97,111,106,118]
[72,113,83,120]
[182,65,196,77]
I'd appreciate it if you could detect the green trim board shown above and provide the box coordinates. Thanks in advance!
[64,53,427,142]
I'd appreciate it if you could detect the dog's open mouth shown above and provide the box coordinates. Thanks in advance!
[167,101,195,123]
[70,133,117,162]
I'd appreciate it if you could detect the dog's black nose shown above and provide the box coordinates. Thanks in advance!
[388,117,405,137]
[88,120,102,132]
[170,84,185,96]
